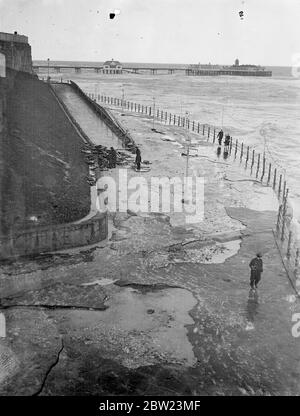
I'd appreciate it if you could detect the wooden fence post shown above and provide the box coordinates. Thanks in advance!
[261,156,266,182]
[202,125,205,135]
[256,153,261,178]
[276,204,282,234]
[198,123,200,134]
[281,189,289,242]
[283,180,287,201]
[235,140,238,158]
[213,128,216,143]
[273,168,277,190]
[208,126,210,139]
[240,142,244,159]
[278,174,282,197]
[229,137,233,154]
[246,146,250,165]
[251,149,255,168]
[287,231,293,260]
[267,163,272,185]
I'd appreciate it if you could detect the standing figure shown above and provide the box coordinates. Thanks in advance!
[135,147,142,171]
[249,253,263,290]
[224,134,230,150]
[217,129,224,145]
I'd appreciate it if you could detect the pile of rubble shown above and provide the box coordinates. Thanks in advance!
[81,144,135,186]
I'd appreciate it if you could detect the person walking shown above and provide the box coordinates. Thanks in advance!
[135,147,142,171]
[217,129,224,145]
[249,253,263,290]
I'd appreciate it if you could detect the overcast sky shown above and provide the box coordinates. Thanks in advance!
[0,0,299,65]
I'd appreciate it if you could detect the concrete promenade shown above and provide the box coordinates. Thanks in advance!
[0,97,299,395]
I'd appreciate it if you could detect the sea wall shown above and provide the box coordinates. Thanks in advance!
[0,32,32,74]
[0,213,107,259]
[69,81,136,151]
[0,33,108,259]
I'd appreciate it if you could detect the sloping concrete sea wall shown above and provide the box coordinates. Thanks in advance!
[0,34,108,260]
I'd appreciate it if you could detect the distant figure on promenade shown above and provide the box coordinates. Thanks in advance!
[108,147,117,168]
[224,134,231,149]
[135,147,142,171]
[217,129,224,145]
[249,253,263,290]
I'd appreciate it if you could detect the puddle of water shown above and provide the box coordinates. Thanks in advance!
[68,287,197,368]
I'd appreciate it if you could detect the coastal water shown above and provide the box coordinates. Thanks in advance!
[36,62,300,237]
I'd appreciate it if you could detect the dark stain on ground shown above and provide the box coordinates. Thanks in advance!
[114,280,182,293]
[0,246,99,275]
[41,341,196,396]
[35,338,285,396]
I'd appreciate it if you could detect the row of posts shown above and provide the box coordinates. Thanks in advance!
[87,91,299,284]
[88,92,284,191]
[276,188,300,281]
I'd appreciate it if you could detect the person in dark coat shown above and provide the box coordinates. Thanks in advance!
[108,147,117,168]
[249,253,263,290]
[217,129,224,145]
[224,134,230,149]
[135,147,142,171]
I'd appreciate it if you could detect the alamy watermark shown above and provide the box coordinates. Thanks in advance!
[292,313,300,338]
[95,169,204,224]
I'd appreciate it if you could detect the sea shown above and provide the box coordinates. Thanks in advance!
[34,61,300,239]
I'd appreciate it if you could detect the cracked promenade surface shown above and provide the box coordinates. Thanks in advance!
[1,107,300,396]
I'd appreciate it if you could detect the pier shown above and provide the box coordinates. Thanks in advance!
[186,68,272,77]
[33,64,188,75]
[33,62,272,77]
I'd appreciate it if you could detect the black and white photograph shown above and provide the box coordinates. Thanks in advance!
[0,0,300,403]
